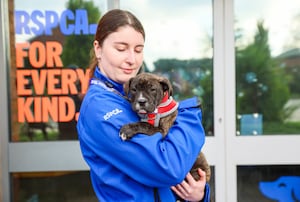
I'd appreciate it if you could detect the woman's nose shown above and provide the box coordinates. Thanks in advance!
[126,50,136,64]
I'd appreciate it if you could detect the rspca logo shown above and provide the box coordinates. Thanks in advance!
[259,176,300,202]
[104,108,123,120]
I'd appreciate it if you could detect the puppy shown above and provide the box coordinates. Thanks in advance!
[120,72,211,182]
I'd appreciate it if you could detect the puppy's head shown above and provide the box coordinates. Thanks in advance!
[124,73,173,114]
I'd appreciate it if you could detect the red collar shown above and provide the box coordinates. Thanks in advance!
[139,92,178,127]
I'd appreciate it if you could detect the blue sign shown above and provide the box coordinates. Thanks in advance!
[240,113,263,135]
[259,176,300,202]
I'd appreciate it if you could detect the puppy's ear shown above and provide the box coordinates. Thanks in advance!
[124,78,133,96]
[159,77,173,96]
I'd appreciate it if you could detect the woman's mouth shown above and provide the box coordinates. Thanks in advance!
[122,68,134,74]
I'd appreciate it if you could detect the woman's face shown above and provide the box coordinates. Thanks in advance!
[94,25,144,84]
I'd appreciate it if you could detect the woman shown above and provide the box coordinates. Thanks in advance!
[77,9,210,202]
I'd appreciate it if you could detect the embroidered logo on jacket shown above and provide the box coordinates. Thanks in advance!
[103,108,123,120]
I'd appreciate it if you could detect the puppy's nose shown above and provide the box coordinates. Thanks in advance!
[137,97,147,106]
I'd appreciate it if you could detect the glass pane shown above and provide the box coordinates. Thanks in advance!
[10,0,106,141]
[11,171,97,202]
[120,0,214,136]
[237,165,300,202]
[235,1,300,135]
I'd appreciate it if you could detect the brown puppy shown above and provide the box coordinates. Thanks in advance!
[120,72,211,182]
[120,73,178,138]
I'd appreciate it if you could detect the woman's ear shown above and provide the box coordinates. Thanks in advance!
[94,40,101,59]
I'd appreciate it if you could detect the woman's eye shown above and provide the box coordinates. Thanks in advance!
[115,45,127,52]
[135,47,143,53]
[117,48,126,52]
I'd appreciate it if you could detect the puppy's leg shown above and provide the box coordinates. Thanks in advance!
[120,122,163,141]
[190,152,211,182]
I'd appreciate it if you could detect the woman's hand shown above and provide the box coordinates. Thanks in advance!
[171,168,207,202]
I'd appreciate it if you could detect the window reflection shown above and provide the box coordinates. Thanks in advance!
[235,1,300,135]
[120,0,214,135]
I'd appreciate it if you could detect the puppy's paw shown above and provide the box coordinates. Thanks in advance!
[119,132,129,141]
[119,125,134,141]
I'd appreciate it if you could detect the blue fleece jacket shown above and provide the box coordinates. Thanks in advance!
[77,67,210,202]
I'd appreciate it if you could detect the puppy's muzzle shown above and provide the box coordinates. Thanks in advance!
[137,97,147,107]
[133,93,151,112]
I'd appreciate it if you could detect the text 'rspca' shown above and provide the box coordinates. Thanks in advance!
[104,109,123,120]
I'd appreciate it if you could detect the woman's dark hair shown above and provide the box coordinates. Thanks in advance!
[88,9,145,78]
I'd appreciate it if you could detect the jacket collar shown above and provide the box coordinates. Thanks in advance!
[93,66,125,96]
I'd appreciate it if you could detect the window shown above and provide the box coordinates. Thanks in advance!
[235,0,300,135]
[9,0,106,200]
[11,171,97,202]
[11,0,106,142]
[237,165,300,201]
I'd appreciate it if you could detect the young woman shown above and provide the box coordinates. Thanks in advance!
[77,9,210,202]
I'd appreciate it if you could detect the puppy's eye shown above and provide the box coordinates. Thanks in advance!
[150,87,156,93]
[131,87,137,93]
